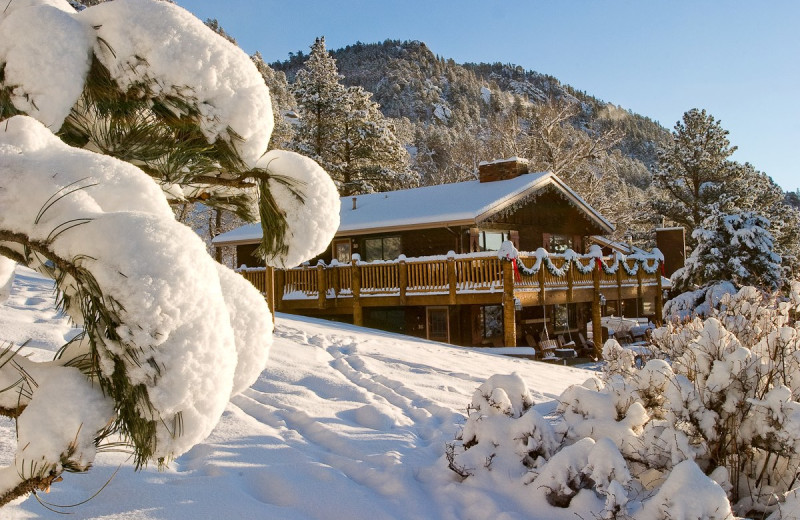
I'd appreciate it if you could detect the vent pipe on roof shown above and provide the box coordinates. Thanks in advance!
[352,197,357,210]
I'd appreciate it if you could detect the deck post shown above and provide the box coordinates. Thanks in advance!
[502,260,517,347]
[636,264,644,315]
[317,263,327,309]
[265,266,275,323]
[538,263,546,305]
[655,261,664,326]
[591,262,603,358]
[352,257,363,326]
[567,261,574,302]
[447,255,457,305]
[274,268,285,313]
[399,257,408,305]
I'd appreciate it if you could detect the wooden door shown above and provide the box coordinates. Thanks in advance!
[426,306,450,343]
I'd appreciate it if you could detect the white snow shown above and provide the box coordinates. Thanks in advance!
[78,0,273,166]
[1,267,595,519]
[0,1,93,130]
[0,115,270,465]
[257,150,341,268]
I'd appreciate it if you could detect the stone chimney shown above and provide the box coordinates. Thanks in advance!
[478,157,530,183]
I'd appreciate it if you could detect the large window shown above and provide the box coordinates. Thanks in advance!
[364,236,401,261]
[552,303,578,333]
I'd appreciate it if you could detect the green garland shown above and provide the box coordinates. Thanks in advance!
[511,248,661,278]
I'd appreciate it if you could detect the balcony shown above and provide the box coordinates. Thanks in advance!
[238,249,664,348]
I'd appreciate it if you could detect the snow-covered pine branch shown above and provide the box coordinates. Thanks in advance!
[0,0,340,505]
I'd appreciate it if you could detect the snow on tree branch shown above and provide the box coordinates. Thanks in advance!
[0,0,339,506]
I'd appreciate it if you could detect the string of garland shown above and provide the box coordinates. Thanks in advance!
[510,248,661,278]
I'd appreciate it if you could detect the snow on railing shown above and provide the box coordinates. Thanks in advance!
[233,244,663,303]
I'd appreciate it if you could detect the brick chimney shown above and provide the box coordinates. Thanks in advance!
[478,157,530,183]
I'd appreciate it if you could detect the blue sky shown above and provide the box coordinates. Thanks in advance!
[176,1,800,193]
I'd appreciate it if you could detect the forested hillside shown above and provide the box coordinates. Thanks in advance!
[277,40,668,171]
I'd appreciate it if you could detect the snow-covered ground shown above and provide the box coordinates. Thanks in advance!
[2,268,593,519]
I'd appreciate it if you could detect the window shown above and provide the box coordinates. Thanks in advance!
[333,239,352,263]
[363,236,401,261]
[479,305,504,339]
[552,303,577,333]
[366,309,406,333]
[478,231,510,252]
[548,234,573,254]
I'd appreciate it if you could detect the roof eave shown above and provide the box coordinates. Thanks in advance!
[474,172,615,234]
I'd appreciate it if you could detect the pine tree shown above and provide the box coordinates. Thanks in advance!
[0,1,338,504]
[672,211,783,293]
[652,109,740,246]
[291,37,416,195]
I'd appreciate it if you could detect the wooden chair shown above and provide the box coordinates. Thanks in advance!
[558,334,576,349]
[539,339,559,359]
[577,332,595,357]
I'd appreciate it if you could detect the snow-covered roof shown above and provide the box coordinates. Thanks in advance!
[213,171,614,246]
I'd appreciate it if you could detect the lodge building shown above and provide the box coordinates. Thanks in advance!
[214,158,674,353]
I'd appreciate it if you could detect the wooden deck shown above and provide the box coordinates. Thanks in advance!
[238,251,663,350]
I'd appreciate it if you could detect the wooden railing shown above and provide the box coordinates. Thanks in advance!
[237,250,663,349]
[238,251,661,304]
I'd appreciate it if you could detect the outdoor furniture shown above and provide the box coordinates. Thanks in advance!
[577,333,595,357]
[538,339,559,360]
[558,334,576,348]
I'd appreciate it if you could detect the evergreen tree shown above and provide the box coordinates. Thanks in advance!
[291,37,416,195]
[652,109,740,246]
[251,52,296,150]
[672,211,783,293]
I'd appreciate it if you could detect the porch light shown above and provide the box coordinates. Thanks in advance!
[599,293,607,306]
[514,297,522,311]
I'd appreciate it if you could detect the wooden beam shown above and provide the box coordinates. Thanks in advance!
[592,263,602,358]
[447,256,457,304]
[502,260,517,347]
[352,258,363,326]
[655,263,664,326]
[317,263,327,309]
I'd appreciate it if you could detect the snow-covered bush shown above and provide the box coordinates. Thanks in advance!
[0,0,339,506]
[449,283,800,518]
[446,374,557,480]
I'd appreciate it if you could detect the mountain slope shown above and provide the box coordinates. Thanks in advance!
[273,39,670,170]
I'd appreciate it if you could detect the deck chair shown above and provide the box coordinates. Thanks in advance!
[539,339,559,359]
[577,332,595,357]
[558,334,576,349]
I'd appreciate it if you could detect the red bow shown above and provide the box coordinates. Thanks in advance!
[511,258,522,282]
